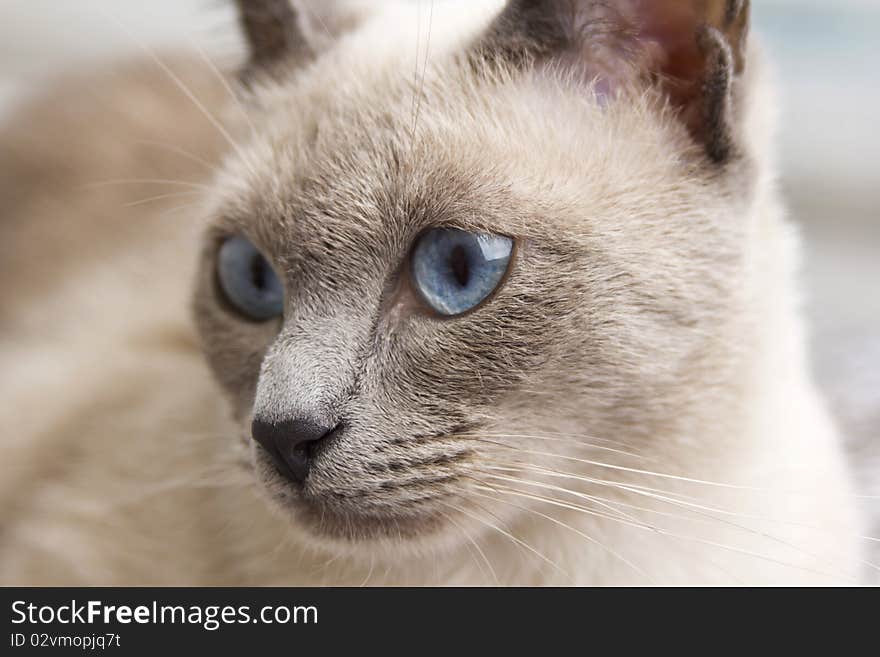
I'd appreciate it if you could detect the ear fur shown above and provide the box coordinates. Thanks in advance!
[234,0,313,78]
[478,0,751,163]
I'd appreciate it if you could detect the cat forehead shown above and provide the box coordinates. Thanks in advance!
[211,1,724,252]
[219,73,702,235]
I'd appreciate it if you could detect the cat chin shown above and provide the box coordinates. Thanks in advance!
[252,451,460,556]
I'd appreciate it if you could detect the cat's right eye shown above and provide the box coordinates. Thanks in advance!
[216,236,284,321]
[410,228,514,317]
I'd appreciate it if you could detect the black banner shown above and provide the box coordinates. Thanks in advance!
[0,587,869,652]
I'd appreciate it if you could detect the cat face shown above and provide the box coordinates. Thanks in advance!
[194,0,755,555]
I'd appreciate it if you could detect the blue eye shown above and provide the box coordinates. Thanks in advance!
[410,228,514,316]
[216,236,284,321]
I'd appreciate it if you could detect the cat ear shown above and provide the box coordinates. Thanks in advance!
[234,1,368,81]
[234,0,313,75]
[478,0,751,163]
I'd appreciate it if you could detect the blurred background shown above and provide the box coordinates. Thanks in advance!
[0,0,877,562]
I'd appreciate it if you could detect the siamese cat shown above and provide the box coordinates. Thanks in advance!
[0,0,869,585]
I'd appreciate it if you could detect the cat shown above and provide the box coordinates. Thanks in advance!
[0,0,869,585]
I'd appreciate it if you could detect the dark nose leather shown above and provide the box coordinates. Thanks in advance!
[251,418,336,484]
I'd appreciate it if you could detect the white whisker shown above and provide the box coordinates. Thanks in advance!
[481,458,880,548]
[468,482,656,583]
[442,510,499,585]
[411,0,434,138]
[130,139,219,174]
[474,464,880,576]
[83,178,211,191]
[185,37,259,141]
[358,555,376,587]
[94,10,256,177]
[470,476,858,583]
[124,191,204,208]
[463,431,655,462]
[437,497,569,578]
[470,438,811,493]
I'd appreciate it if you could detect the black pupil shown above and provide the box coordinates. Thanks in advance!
[249,254,267,291]
[450,245,470,288]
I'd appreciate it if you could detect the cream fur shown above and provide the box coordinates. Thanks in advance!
[0,1,867,585]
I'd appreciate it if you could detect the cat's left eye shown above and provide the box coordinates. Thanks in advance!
[410,228,514,317]
[216,235,284,321]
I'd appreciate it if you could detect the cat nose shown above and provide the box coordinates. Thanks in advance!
[251,417,337,485]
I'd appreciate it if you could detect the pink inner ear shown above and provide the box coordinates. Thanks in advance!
[633,1,706,84]
[544,1,712,107]
[579,0,722,119]
[487,0,748,159]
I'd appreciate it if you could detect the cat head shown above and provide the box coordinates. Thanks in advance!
[193,0,757,557]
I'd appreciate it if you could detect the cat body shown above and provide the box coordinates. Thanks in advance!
[0,0,866,585]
